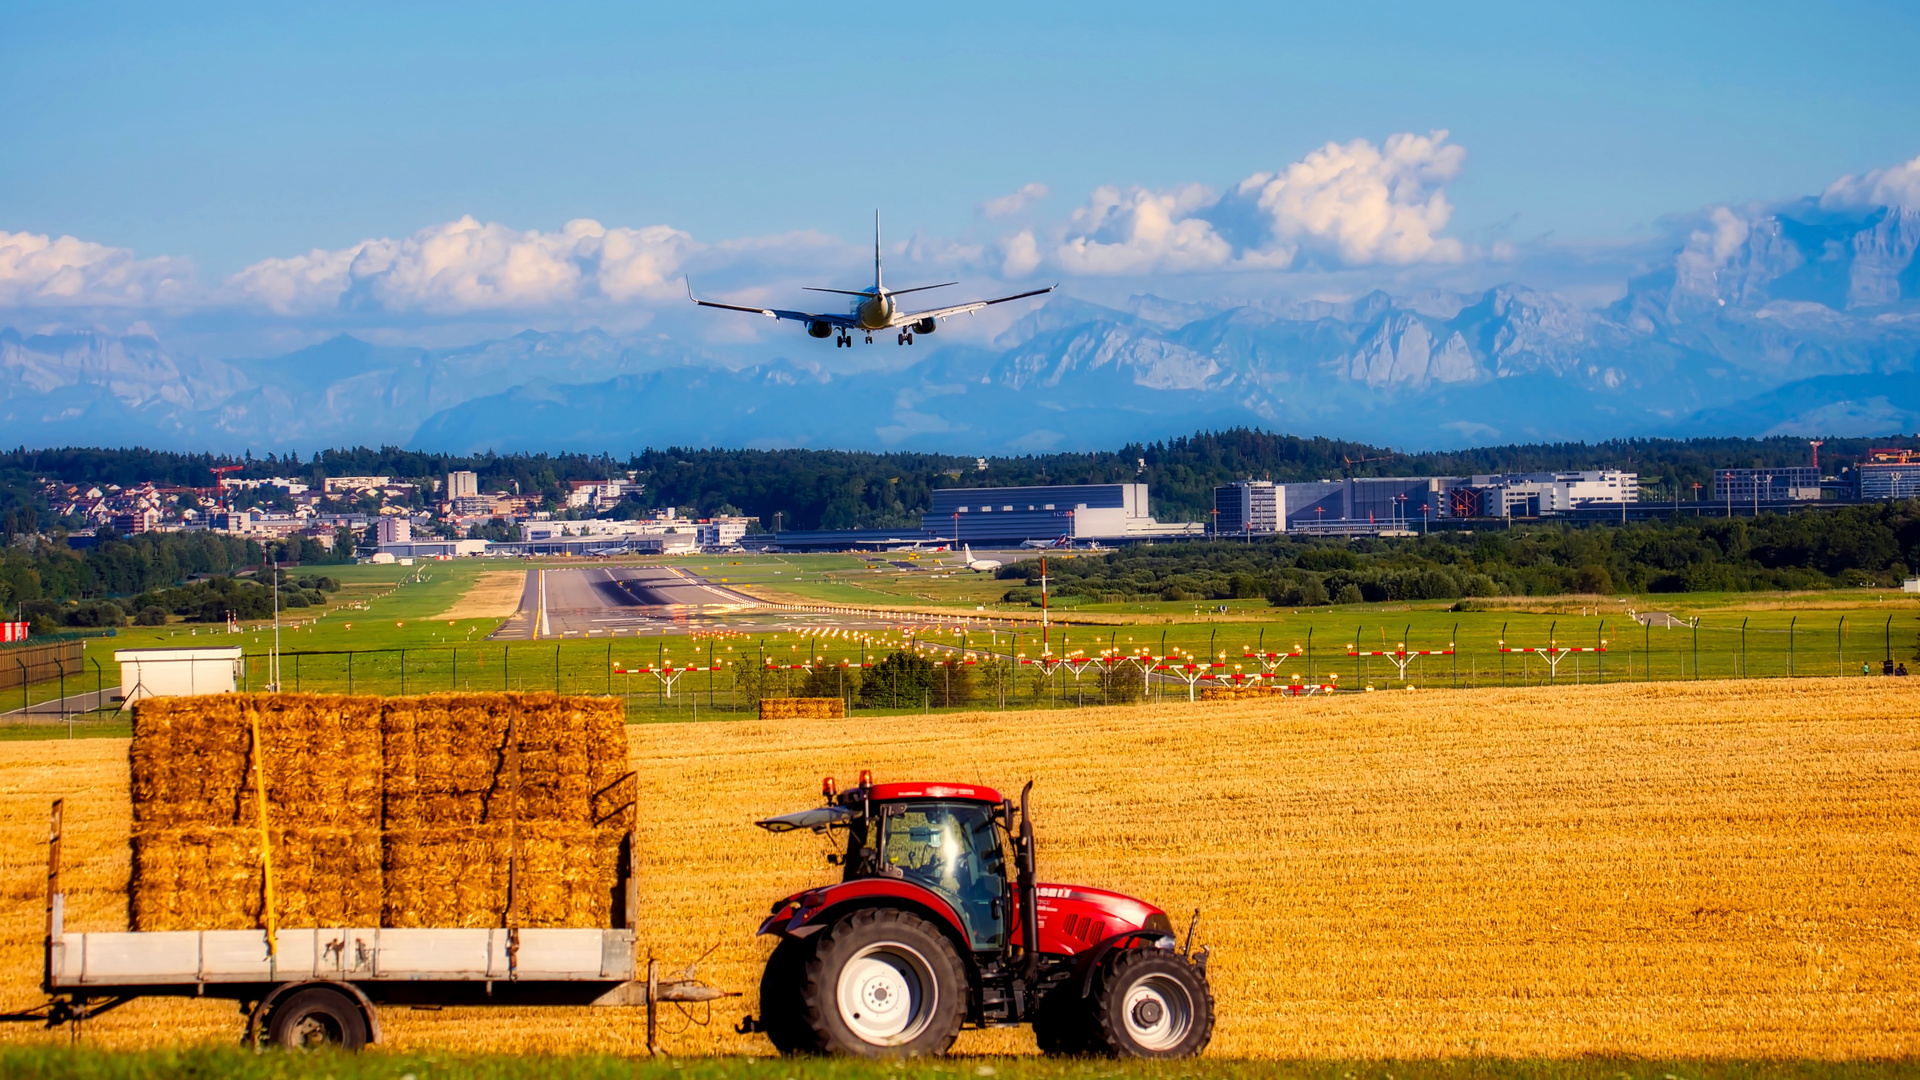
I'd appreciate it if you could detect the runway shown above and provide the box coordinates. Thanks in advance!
[490,565,761,640]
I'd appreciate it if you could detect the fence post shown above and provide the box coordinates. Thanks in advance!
[92,656,103,714]
[1740,618,1748,678]
[1691,618,1698,680]
[452,647,457,692]
[1887,615,1894,669]
[1837,616,1846,675]
[348,650,353,695]
[1788,615,1796,676]
[400,648,406,695]
[555,645,562,694]
[1597,620,1605,683]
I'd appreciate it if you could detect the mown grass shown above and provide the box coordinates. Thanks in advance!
[0,1048,1911,1080]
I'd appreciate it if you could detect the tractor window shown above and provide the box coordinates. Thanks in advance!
[880,802,1007,951]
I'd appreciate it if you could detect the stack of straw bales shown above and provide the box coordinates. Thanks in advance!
[757,697,845,720]
[129,693,630,932]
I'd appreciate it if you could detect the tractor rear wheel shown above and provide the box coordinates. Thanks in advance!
[758,936,820,1054]
[801,908,965,1057]
[1087,950,1213,1059]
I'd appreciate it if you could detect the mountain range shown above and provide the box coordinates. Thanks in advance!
[4,200,1917,454]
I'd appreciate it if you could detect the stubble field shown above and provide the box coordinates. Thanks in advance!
[0,679,1915,1059]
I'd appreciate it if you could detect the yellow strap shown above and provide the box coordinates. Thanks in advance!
[248,704,277,957]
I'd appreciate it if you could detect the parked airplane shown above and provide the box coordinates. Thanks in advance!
[961,544,1003,573]
[688,214,1054,347]
[1020,535,1072,549]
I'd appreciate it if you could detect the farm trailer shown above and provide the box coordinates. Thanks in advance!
[34,799,727,1051]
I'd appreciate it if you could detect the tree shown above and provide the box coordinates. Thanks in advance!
[860,650,939,709]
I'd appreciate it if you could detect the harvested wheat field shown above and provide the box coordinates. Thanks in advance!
[1,679,1915,1058]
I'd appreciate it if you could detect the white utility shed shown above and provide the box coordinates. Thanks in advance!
[114,646,244,701]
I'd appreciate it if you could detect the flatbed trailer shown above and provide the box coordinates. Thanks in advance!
[34,800,725,1051]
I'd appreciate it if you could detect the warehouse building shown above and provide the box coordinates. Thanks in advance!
[1713,468,1822,503]
[923,484,1200,543]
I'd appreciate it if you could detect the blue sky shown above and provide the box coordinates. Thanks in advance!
[3,0,1918,347]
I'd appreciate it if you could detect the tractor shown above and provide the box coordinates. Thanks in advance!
[742,772,1213,1058]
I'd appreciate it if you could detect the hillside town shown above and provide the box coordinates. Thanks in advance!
[38,468,758,561]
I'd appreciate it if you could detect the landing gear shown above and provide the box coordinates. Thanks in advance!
[896,332,914,345]
[836,334,851,348]
[864,333,874,344]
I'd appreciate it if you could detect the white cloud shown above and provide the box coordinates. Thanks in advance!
[981,183,1049,218]
[999,229,1042,278]
[1672,205,1752,297]
[228,216,697,315]
[1232,130,1467,266]
[0,230,192,307]
[1054,184,1233,276]
[1820,152,1920,210]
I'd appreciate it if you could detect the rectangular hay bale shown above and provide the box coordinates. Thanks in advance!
[128,691,631,931]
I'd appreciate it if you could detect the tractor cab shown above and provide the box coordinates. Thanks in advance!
[756,777,1010,951]
[750,772,1213,1060]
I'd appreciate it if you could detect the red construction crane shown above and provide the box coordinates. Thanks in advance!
[209,465,243,511]
[1808,439,1824,471]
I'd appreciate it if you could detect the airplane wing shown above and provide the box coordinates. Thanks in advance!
[895,285,1057,326]
[688,279,857,327]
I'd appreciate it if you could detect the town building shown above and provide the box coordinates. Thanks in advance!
[1213,480,1283,536]
[1857,450,1920,501]
[376,517,412,544]
[446,470,479,500]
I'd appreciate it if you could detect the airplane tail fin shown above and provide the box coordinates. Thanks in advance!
[874,210,883,294]
[963,543,973,560]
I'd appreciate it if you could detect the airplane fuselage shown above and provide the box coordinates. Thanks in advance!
[855,292,896,330]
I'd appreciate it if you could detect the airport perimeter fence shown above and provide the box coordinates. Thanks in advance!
[8,609,1915,731]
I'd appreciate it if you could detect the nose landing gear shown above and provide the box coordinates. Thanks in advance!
[864,333,874,344]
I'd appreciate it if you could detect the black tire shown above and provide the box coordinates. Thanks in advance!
[758,936,820,1054]
[1030,983,1096,1056]
[267,986,369,1051]
[801,908,966,1057]
[1087,950,1213,1059]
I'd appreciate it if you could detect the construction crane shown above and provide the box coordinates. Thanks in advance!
[208,465,243,511]
[1808,439,1824,472]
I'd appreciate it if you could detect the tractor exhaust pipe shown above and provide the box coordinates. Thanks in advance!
[1017,781,1039,984]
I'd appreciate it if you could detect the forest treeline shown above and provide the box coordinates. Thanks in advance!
[998,502,1920,604]
[4,429,1913,532]
[0,529,355,630]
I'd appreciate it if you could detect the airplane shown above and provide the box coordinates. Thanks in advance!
[688,214,1055,347]
[961,544,1002,573]
[1020,535,1072,549]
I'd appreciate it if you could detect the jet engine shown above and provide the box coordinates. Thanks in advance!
[912,318,937,335]
[807,321,835,338]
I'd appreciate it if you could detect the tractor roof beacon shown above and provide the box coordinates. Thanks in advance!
[746,772,1214,1058]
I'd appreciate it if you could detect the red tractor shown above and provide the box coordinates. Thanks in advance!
[743,773,1214,1058]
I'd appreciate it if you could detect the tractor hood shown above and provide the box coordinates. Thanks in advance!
[759,879,1172,957]
[1029,883,1173,955]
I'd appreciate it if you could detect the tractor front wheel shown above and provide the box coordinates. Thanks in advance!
[1088,950,1214,1059]
[801,908,965,1057]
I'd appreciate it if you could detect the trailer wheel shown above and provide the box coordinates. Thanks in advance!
[267,987,369,1051]
[802,908,965,1057]
[1030,985,1096,1056]
[758,935,820,1054]
[1088,950,1213,1059]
